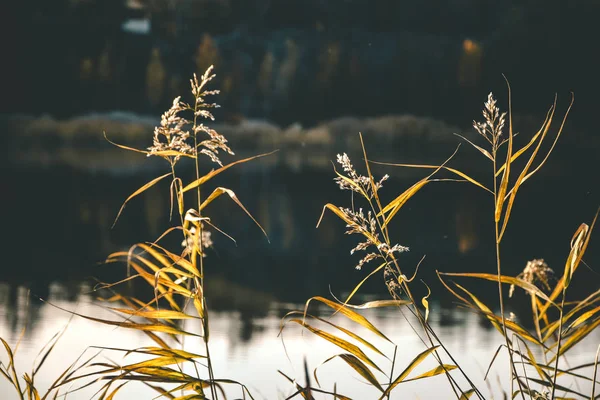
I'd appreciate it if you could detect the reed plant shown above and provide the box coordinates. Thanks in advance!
[52,66,270,399]
[281,83,600,399]
[1,67,598,399]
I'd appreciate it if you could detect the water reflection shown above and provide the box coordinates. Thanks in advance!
[0,285,597,399]
[1,150,598,397]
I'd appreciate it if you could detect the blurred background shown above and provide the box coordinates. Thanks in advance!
[1,1,599,398]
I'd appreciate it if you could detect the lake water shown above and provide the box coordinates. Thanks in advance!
[1,142,598,399]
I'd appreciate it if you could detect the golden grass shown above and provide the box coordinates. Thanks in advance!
[1,70,598,399]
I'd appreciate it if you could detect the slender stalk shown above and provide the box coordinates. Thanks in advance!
[492,154,525,400]
[550,290,567,399]
[591,344,600,399]
[192,94,218,400]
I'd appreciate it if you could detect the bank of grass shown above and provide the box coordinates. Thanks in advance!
[1,68,598,399]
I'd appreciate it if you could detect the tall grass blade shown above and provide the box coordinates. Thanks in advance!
[454,133,494,161]
[302,296,392,343]
[112,172,171,228]
[498,100,556,240]
[379,345,440,398]
[370,161,492,194]
[182,150,278,193]
[288,318,383,373]
[315,353,384,392]
[439,272,554,303]
[495,77,513,224]
[1,338,24,399]
[198,187,268,239]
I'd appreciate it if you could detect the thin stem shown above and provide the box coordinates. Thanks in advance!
[192,92,218,400]
[492,154,525,400]
[550,290,567,399]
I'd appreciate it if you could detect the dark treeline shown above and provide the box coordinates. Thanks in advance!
[5,0,599,129]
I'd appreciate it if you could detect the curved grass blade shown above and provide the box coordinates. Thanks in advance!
[199,187,268,240]
[278,370,315,400]
[504,94,574,197]
[379,345,440,398]
[341,262,387,306]
[315,353,383,392]
[370,161,492,194]
[421,281,431,322]
[182,150,278,193]
[498,99,558,240]
[495,106,553,178]
[107,308,198,321]
[459,389,476,399]
[495,77,513,223]
[112,172,171,228]
[402,364,458,383]
[539,209,598,320]
[303,296,392,343]
[439,272,554,304]
[40,300,200,337]
[379,180,429,228]
[454,133,493,161]
[317,204,379,245]
[1,338,24,398]
[288,318,383,373]
[286,311,387,359]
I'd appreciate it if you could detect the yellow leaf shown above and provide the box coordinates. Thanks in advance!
[112,172,172,228]
[182,150,278,193]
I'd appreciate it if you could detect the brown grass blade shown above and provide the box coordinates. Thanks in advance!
[112,172,172,228]
[182,150,278,193]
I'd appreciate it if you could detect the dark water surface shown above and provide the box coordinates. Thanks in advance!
[1,142,598,398]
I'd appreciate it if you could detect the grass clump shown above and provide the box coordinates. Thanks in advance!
[1,67,598,399]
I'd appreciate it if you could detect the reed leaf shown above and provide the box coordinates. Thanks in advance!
[182,150,278,193]
[439,272,554,304]
[303,296,392,343]
[315,353,384,392]
[286,312,386,359]
[495,78,513,224]
[198,186,268,239]
[112,172,172,228]
[498,100,556,240]
[288,318,383,373]
[379,345,440,398]
[495,106,553,177]
[454,133,494,161]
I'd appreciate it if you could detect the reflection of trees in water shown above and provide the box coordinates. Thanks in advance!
[0,281,84,337]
